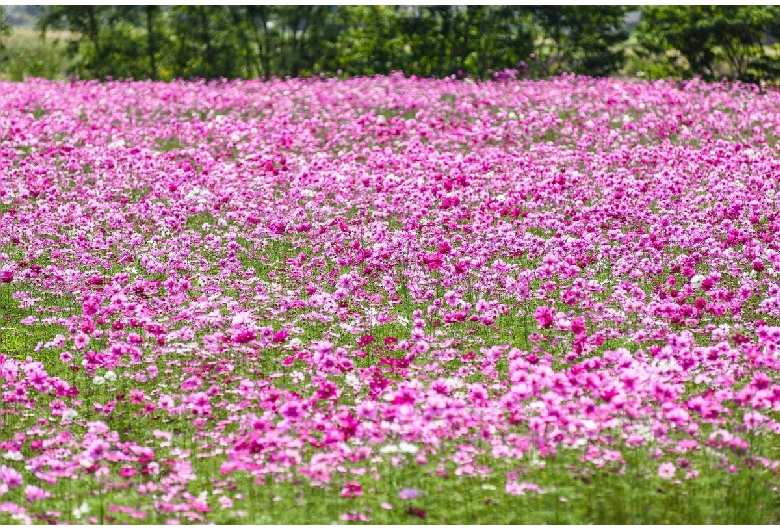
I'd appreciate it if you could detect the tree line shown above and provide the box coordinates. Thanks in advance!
[1,6,780,83]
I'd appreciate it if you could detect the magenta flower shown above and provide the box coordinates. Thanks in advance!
[534,306,554,329]
[272,329,289,344]
[341,482,363,498]
[280,402,302,420]
[118,467,137,478]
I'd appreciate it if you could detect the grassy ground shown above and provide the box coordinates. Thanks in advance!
[0,28,73,81]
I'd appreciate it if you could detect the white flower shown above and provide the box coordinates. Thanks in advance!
[379,444,399,454]
[581,419,597,431]
[397,315,410,326]
[93,375,105,385]
[104,370,117,382]
[690,275,705,289]
[529,452,546,469]
[2,451,23,461]
[62,409,78,421]
[73,501,90,519]
[398,442,418,454]
[445,377,465,389]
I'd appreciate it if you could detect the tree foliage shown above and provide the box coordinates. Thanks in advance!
[0,6,10,64]
[23,5,780,84]
[636,6,780,82]
[0,7,10,39]
[531,6,628,77]
[32,5,632,81]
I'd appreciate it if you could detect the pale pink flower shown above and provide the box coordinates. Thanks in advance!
[658,462,676,479]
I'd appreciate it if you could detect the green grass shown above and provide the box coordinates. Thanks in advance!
[0,283,72,362]
[0,29,72,81]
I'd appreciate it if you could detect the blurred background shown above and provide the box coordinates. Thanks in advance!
[0,5,779,84]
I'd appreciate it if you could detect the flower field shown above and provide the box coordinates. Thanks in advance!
[3,75,780,524]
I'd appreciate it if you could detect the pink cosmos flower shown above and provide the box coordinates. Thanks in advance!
[24,485,51,503]
[506,481,547,496]
[129,389,146,404]
[534,306,554,329]
[341,482,363,498]
[658,462,676,479]
[119,467,137,478]
[272,329,289,344]
[0,465,23,488]
[280,402,302,420]
[181,376,202,392]
[73,333,90,350]
[399,488,420,500]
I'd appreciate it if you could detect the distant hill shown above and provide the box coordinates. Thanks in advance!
[5,5,41,29]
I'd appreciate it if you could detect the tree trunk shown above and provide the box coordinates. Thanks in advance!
[261,10,272,76]
[248,7,271,77]
[230,7,259,78]
[146,6,157,80]
[199,7,214,76]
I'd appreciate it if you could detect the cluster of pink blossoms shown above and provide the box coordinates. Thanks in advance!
[1,75,780,522]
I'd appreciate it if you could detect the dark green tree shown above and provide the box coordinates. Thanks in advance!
[335,6,412,76]
[165,6,245,79]
[531,6,628,77]
[249,6,277,77]
[710,6,780,82]
[271,6,342,77]
[140,6,162,80]
[38,6,111,78]
[37,6,159,80]
[0,6,11,62]
[636,6,780,82]
[0,7,10,41]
